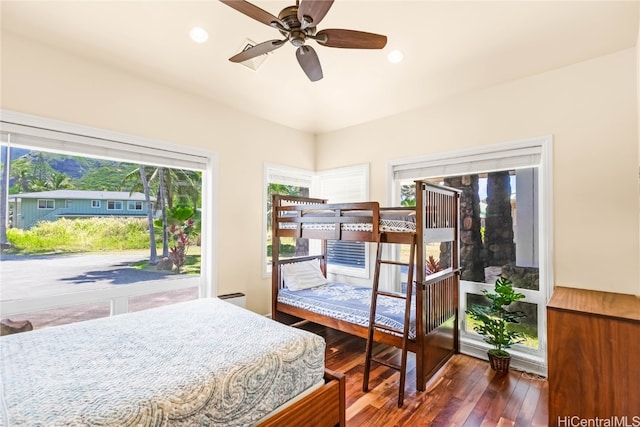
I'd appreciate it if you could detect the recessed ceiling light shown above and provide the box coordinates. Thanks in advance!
[388,50,404,64]
[190,27,208,44]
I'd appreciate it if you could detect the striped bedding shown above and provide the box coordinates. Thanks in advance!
[0,298,325,426]
[279,209,416,233]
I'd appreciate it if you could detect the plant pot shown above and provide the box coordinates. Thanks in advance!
[488,351,511,373]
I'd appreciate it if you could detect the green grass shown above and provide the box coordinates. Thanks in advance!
[6,217,151,254]
[180,249,201,275]
[129,246,201,274]
[7,217,202,275]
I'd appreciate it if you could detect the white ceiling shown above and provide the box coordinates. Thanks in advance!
[2,1,638,134]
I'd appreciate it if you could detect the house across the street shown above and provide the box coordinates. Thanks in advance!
[8,190,153,229]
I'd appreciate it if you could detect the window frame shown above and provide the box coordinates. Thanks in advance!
[107,200,123,211]
[37,199,55,210]
[388,136,553,376]
[91,200,101,208]
[0,109,218,319]
[127,200,143,211]
[263,163,370,280]
[263,163,314,278]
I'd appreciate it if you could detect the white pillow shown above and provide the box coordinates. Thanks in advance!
[282,259,329,291]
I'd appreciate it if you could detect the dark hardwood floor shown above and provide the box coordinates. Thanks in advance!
[302,323,548,427]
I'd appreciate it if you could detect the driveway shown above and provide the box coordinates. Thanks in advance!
[0,252,186,300]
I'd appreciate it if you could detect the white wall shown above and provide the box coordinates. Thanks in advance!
[637,5,640,296]
[0,34,316,314]
[3,33,639,309]
[317,48,640,296]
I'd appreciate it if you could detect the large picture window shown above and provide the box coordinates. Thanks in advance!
[264,164,313,276]
[390,137,552,375]
[1,111,216,329]
[263,163,369,279]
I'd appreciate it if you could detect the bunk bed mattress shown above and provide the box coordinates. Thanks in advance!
[280,210,416,233]
[278,283,417,339]
[0,298,326,427]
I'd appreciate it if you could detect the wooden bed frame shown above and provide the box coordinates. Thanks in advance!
[259,369,345,427]
[271,180,461,392]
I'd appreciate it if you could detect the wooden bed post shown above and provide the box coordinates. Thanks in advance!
[414,180,426,392]
[453,189,461,353]
[413,180,462,391]
[271,194,281,322]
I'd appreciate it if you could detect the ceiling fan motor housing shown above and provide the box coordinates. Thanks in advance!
[278,6,316,47]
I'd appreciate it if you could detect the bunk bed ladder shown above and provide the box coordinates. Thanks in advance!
[362,233,417,408]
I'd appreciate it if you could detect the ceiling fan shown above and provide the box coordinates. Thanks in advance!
[219,0,387,82]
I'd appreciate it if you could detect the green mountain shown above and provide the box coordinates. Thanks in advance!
[9,151,138,193]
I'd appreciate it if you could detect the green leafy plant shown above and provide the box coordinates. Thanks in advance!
[466,277,526,357]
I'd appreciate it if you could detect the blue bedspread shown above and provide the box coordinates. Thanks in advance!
[278,282,416,339]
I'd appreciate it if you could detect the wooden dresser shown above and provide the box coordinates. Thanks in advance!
[547,286,640,425]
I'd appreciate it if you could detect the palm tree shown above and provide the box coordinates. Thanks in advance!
[122,166,164,260]
[0,144,10,248]
[158,167,169,257]
[122,165,201,259]
[138,164,158,265]
[152,168,200,210]
[28,178,50,192]
[9,159,31,193]
[33,152,50,181]
[48,171,74,190]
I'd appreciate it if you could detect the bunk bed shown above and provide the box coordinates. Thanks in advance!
[271,180,461,392]
[0,298,345,427]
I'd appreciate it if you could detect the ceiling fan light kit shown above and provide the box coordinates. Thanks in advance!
[220,0,387,82]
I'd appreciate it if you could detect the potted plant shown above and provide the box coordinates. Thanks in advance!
[466,277,526,373]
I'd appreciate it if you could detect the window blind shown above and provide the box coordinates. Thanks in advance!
[393,145,541,181]
[316,164,369,274]
[266,167,313,188]
[316,165,369,203]
[1,120,208,171]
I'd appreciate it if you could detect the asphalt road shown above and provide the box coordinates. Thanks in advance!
[0,252,185,300]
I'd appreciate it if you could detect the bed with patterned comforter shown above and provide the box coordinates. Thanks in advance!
[0,298,326,426]
[278,282,417,339]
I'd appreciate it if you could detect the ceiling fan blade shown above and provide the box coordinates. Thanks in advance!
[297,0,334,29]
[219,0,283,28]
[296,45,323,82]
[316,29,387,49]
[229,39,286,63]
